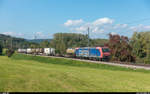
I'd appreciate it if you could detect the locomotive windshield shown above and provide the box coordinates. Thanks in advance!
[102,48,110,52]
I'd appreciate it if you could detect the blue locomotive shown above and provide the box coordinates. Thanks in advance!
[75,47,110,61]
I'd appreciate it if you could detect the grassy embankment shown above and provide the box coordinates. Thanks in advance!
[0,53,150,92]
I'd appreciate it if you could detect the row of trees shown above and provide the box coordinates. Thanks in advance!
[33,32,149,63]
[130,32,150,63]
[47,33,136,63]
[49,33,108,55]
[105,31,150,63]
[28,33,108,56]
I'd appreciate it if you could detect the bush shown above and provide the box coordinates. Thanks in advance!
[2,49,7,55]
[144,57,150,64]
[6,49,15,57]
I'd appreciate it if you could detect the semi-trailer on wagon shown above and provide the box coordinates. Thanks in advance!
[44,48,55,56]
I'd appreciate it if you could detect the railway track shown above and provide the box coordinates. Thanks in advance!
[24,53,150,70]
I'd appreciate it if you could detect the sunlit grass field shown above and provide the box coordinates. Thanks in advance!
[0,54,150,92]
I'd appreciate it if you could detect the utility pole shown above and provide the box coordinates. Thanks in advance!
[87,27,90,57]
[87,27,90,47]
[34,33,37,56]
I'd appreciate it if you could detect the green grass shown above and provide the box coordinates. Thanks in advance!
[0,54,150,92]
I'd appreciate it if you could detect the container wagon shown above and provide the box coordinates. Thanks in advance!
[27,48,32,54]
[17,49,27,53]
[44,48,55,56]
[75,47,110,61]
[66,48,76,58]
[35,48,44,55]
[39,48,44,55]
[17,48,22,53]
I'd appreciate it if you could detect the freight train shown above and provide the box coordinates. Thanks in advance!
[17,46,110,61]
[17,48,55,56]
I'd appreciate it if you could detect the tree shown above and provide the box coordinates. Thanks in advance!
[40,40,50,48]
[130,31,150,63]
[106,34,135,62]
[50,33,109,55]
[50,33,88,55]
[6,49,14,57]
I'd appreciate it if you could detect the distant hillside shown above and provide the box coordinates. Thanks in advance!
[0,34,53,49]
[0,33,108,49]
[26,39,52,44]
[0,34,30,49]
[0,34,25,41]
[0,34,26,44]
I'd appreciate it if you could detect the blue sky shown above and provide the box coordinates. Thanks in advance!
[0,0,150,39]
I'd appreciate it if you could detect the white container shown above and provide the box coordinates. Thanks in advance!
[17,49,21,53]
[18,49,27,53]
[27,48,32,54]
[50,48,55,55]
[44,48,55,56]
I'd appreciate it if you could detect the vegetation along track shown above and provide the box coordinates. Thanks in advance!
[24,53,150,70]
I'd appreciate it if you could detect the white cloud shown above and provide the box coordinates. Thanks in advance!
[2,32,15,35]
[110,32,118,35]
[36,32,43,35]
[144,26,150,29]
[64,17,150,38]
[73,26,88,32]
[92,27,104,33]
[92,27,99,32]
[93,17,114,26]
[2,31,24,38]
[64,19,84,27]
[34,31,52,39]
[64,17,114,34]
[113,24,128,29]
[129,24,150,32]
[64,17,116,38]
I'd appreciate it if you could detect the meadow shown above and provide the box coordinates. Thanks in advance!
[0,54,150,92]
